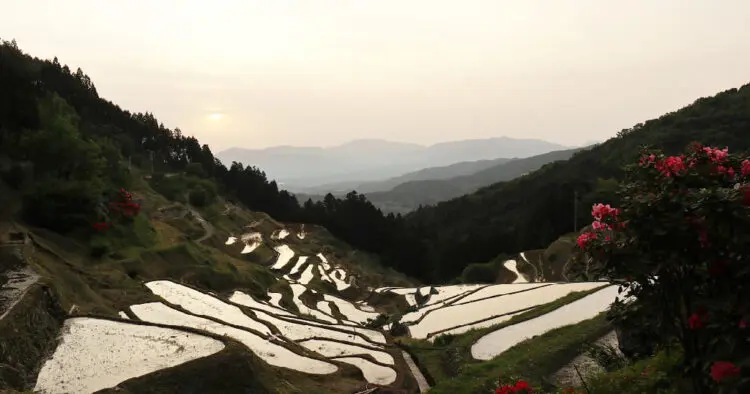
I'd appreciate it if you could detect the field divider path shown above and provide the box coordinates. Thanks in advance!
[450,283,555,307]
[414,285,487,308]
[424,305,538,340]
[129,302,339,375]
[63,313,251,346]
[145,280,279,334]
[295,337,394,361]
[471,285,619,360]
[130,300,278,343]
[132,301,338,362]
[229,298,388,347]
[406,284,552,326]
[398,285,489,324]
[400,350,430,393]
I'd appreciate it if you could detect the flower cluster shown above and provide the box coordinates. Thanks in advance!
[91,188,141,232]
[495,380,532,394]
[91,221,110,232]
[688,307,708,329]
[577,143,749,391]
[654,155,687,177]
[576,203,623,249]
[711,361,741,383]
[108,188,141,217]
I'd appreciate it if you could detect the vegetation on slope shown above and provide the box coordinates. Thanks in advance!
[405,83,750,280]
[6,38,749,286]
[364,148,582,213]
[0,39,426,280]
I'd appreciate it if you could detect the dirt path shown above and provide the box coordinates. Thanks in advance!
[182,193,215,243]
[189,209,214,243]
[0,248,40,321]
[401,350,430,392]
[550,330,620,388]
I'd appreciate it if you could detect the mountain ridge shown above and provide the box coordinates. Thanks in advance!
[296,148,583,213]
[217,137,572,189]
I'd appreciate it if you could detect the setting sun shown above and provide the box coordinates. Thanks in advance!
[208,113,223,121]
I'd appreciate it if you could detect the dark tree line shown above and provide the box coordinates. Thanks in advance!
[0,40,433,280]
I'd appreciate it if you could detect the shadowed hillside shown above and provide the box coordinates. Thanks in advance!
[404,83,750,280]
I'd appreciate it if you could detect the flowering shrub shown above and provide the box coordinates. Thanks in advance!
[91,188,141,232]
[495,379,532,394]
[108,188,141,218]
[577,143,749,392]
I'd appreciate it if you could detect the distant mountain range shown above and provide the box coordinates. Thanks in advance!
[296,147,585,213]
[217,137,571,190]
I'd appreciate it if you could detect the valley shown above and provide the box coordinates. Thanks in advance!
[1,35,748,394]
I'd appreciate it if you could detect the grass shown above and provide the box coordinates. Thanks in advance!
[425,313,612,394]
[399,285,610,385]
[585,348,687,394]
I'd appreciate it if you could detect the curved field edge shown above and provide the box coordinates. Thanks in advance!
[427,313,611,394]
[399,285,609,384]
[35,315,369,394]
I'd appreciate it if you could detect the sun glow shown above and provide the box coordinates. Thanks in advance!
[208,113,224,121]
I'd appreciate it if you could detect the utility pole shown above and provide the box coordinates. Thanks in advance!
[573,190,578,232]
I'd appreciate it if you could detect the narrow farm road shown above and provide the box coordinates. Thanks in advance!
[0,246,40,321]
[401,350,430,392]
[183,193,215,243]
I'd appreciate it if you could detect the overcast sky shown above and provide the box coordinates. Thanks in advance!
[3,0,750,151]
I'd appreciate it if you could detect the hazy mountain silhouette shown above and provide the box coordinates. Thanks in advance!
[217,137,570,190]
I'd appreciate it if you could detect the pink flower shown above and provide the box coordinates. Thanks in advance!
[703,147,729,163]
[688,310,708,329]
[742,159,750,177]
[655,156,687,177]
[639,153,657,167]
[710,361,741,382]
[592,221,607,230]
[576,232,597,249]
[591,203,620,221]
[739,319,746,329]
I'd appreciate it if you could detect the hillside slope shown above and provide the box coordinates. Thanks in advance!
[364,148,582,213]
[297,149,581,214]
[405,83,750,279]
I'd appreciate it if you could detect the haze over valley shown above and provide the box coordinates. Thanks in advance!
[216,137,574,191]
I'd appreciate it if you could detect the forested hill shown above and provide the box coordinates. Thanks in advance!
[404,83,750,279]
[0,40,430,279]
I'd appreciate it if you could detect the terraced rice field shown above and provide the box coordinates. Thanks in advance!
[33,225,621,393]
[34,317,226,394]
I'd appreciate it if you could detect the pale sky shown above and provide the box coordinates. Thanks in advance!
[3,0,750,151]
